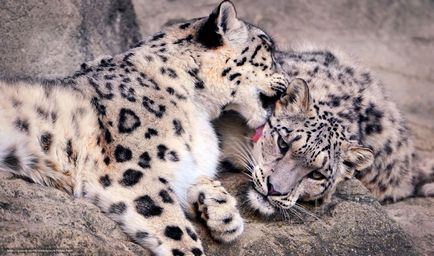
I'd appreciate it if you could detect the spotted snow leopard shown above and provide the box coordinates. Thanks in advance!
[216,47,434,216]
[0,1,289,255]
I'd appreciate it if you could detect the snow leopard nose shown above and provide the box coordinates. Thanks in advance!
[267,177,284,196]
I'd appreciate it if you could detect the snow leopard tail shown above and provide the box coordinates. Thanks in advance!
[0,134,73,193]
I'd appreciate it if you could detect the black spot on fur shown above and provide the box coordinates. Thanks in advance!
[223,217,232,224]
[99,175,111,188]
[168,151,180,162]
[135,195,163,217]
[104,157,111,165]
[104,129,113,143]
[104,74,116,80]
[224,228,239,234]
[173,35,193,44]
[36,106,49,119]
[236,57,247,66]
[187,69,205,89]
[109,202,127,214]
[160,67,178,78]
[158,54,168,62]
[165,226,183,240]
[166,87,175,95]
[150,32,165,41]
[186,227,197,241]
[144,128,158,139]
[65,139,75,161]
[50,112,57,124]
[120,169,143,186]
[329,95,341,107]
[40,132,53,153]
[192,248,203,256]
[3,148,21,171]
[138,152,152,169]
[194,80,204,89]
[172,249,185,256]
[198,192,205,204]
[123,52,134,62]
[157,144,168,160]
[241,46,249,54]
[136,231,149,239]
[118,108,141,133]
[27,157,38,170]
[229,73,241,81]
[215,198,227,204]
[15,118,30,133]
[88,77,115,100]
[159,189,174,203]
[172,119,184,136]
[362,103,384,135]
[114,145,133,162]
[143,96,166,118]
[159,177,168,184]
[91,97,106,116]
[221,67,232,77]
[250,45,262,61]
[119,84,136,102]
[384,140,393,155]
[343,160,355,168]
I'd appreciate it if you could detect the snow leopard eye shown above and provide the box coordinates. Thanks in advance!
[307,170,326,180]
[277,135,289,154]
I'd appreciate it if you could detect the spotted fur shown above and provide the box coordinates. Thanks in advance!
[0,1,288,255]
[218,48,434,216]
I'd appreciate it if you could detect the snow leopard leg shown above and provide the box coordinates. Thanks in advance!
[85,172,204,256]
[187,176,244,242]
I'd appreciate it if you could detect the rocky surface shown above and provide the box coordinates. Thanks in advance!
[0,171,418,256]
[0,0,433,255]
[0,0,141,78]
[384,197,434,256]
[0,172,150,256]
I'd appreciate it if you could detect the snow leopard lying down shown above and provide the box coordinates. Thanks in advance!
[217,48,434,216]
[0,1,288,255]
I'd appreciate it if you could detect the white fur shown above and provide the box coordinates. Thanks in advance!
[174,107,220,209]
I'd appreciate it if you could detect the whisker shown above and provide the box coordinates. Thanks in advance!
[228,139,258,168]
[293,204,321,221]
[288,207,305,223]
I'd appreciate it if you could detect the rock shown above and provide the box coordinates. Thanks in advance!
[0,172,150,256]
[384,197,434,256]
[0,0,141,78]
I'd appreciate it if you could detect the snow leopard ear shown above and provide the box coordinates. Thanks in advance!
[197,1,248,48]
[278,78,311,113]
[343,145,374,172]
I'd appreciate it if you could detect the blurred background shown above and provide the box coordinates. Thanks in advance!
[0,0,433,254]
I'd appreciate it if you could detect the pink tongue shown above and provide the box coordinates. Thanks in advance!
[251,126,264,143]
